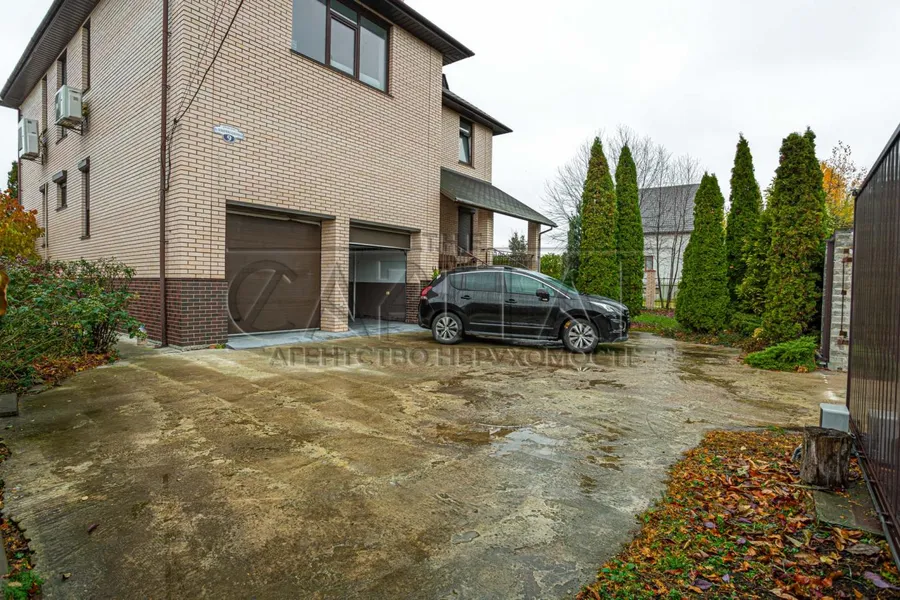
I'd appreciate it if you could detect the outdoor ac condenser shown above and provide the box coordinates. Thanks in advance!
[17,118,39,159]
[54,85,83,128]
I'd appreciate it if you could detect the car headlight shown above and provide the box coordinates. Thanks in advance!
[591,301,617,313]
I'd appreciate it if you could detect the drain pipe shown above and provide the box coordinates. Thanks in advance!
[157,0,169,346]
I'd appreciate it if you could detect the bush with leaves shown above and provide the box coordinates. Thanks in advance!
[1,190,42,259]
[763,130,828,343]
[676,173,731,332]
[577,138,619,298]
[0,259,145,393]
[744,336,818,372]
[540,253,563,280]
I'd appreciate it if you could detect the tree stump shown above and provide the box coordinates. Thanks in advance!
[800,427,852,488]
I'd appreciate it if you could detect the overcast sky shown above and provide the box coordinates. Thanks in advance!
[3,0,899,250]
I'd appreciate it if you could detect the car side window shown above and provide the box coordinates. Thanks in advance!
[464,272,501,293]
[505,273,553,296]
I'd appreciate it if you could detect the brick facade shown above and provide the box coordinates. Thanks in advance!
[12,0,546,346]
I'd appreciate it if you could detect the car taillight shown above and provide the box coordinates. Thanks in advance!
[420,285,433,297]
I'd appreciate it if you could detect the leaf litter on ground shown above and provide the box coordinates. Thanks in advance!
[577,430,900,599]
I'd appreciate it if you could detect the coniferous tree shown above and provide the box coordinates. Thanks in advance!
[725,135,762,300]
[615,145,644,314]
[577,138,619,298]
[763,130,828,342]
[563,213,581,287]
[738,206,772,316]
[675,173,730,331]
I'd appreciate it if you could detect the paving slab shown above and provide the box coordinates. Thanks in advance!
[814,479,884,536]
[0,332,846,599]
[0,393,17,418]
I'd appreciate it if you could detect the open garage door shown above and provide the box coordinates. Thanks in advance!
[349,225,409,323]
[226,212,321,334]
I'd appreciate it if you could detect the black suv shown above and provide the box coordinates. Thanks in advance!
[418,266,630,353]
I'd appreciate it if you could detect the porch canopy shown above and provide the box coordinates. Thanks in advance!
[440,168,555,227]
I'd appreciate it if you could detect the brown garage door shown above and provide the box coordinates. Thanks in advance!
[226,213,321,334]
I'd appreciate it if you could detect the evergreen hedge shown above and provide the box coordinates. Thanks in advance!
[615,145,645,315]
[762,130,827,342]
[577,138,619,298]
[725,135,762,301]
[738,207,771,315]
[675,173,730,331]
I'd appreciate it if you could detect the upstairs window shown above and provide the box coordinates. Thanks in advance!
[459,118,473,165]
[292,0,389,92]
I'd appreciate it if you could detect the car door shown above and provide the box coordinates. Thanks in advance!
[458,271,505,335]
[503,273,559,338]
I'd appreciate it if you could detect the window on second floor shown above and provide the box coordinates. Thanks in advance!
[292,0,389,92]
[459,118,473,165]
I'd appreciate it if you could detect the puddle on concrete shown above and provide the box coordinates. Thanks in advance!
[579,474,598,494]
[588,379,626,389]
[491,428,563,457]
[585,454,623,471]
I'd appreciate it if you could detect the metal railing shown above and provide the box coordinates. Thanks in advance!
[847,123,900,551]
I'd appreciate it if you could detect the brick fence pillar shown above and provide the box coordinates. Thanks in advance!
[320,217,350,332]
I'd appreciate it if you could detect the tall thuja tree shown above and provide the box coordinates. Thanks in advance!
[615,145,644,314]
[738,205,772,316]
[577,137,619,298]
[763,130,828,342]
[675,173,730,331]
[563,213,582,286]
[725,135,762,301]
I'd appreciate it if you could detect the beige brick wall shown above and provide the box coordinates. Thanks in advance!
[165,0,444,295]
[19,0,163,275]
[440,106,492,183]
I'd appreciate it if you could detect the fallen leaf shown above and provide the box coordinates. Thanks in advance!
[863,571,900,590]
[847,543,881,556]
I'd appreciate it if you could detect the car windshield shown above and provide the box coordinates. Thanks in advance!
[531,272,580,296]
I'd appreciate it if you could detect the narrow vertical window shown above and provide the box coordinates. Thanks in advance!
[57,51,68,140]
[292,0,326,62]
[359,17,387,91]
[40,184,48,248]
[53,170,67,210]
[459,118,473,165]
[82,21,91,92]
[329,2,358,76]
[79,158,90,239]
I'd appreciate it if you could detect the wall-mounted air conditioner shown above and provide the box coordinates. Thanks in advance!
[55,85,83,128]
[18,118,39,159]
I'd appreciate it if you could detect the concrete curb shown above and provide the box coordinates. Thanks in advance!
[0,394,17,418]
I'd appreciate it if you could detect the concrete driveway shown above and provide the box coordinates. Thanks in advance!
[1,332,844,599]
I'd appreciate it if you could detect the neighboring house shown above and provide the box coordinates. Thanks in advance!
[639,183,699,306]
[3,0,554,347]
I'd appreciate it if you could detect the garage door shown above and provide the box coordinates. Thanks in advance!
[226,213,321,334]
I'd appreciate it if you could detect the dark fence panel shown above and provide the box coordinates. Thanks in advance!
[848,124,900,547]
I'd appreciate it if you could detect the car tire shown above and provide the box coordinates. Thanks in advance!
[562,318,600,353]
[432,312,464,345]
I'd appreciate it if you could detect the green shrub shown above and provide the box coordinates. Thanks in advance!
[577,137,619,298]
[725,135,762,301]
[744,336,818,372]
[540,253,563,280]
[0,258,145,393]
[730,312,763,337]
[615,145,645,316]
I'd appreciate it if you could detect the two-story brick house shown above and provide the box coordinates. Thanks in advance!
[2,0,554,347]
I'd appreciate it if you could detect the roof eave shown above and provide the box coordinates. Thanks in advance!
[442,90,512,136]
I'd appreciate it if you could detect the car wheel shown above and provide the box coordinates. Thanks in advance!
[432,312,463,345]
[562,318,599,353]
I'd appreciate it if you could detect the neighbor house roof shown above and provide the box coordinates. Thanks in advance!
[1,0,474,109]
[639,183,700,235]
[441,168,555,227]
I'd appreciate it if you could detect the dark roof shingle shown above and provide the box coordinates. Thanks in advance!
[639,183,699,234]
[441,168,555,227]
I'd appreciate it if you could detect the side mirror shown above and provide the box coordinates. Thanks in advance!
[536,288,550,301]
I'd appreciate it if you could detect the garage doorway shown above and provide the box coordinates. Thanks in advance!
[348,225,410,324]
[226,211,322,334]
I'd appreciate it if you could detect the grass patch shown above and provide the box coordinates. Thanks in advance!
[578,430,900,599]
[631,310,766,351]
[744,337,818,373]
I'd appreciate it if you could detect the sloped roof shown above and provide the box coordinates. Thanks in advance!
[441,168,556,227]
[442,88,512,135]
[639,183,700,234]
[1,0,474,108]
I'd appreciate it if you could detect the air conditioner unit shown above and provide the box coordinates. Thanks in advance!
[18,118,39,159]
[55,85,83,128]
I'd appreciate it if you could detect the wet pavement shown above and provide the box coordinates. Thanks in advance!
[0,332,845,599]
